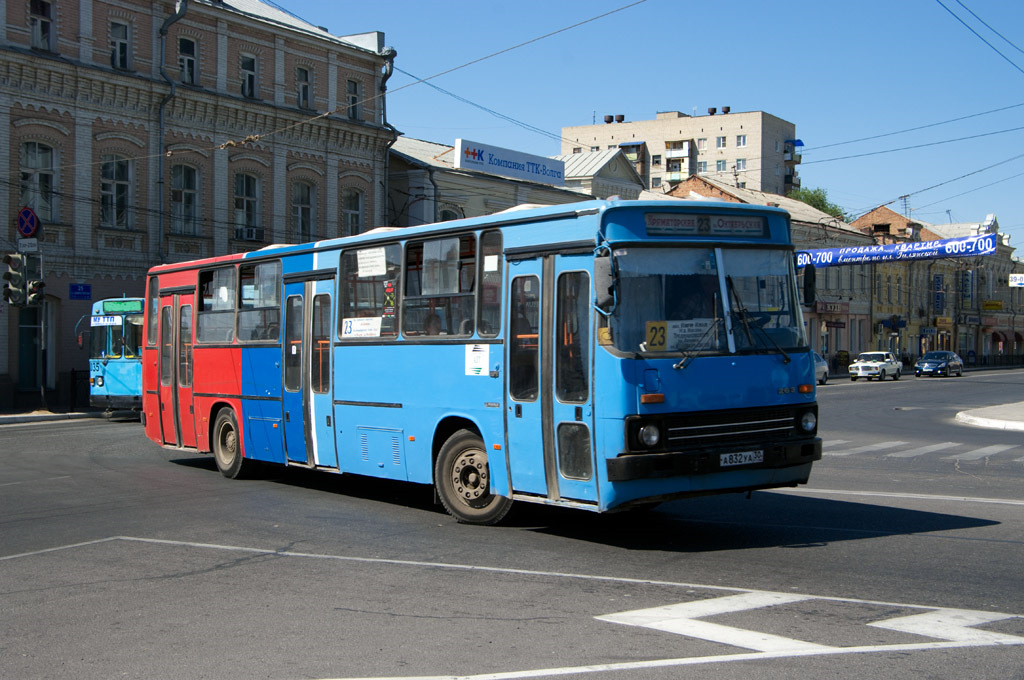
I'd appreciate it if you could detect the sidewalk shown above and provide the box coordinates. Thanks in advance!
[0,409,106,425]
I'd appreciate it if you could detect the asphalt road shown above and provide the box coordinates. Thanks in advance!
[2,374,1022,679]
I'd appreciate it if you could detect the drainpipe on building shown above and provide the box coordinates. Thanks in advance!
[157,0,189,263]
[378,47,399,226]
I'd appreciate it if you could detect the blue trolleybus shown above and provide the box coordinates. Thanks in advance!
[142,199,822,524]
[87,297,145,412]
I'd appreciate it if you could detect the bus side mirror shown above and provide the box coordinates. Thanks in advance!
[594,254,615,313]
[802,261,816,305]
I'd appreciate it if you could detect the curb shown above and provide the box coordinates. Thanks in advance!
[954,410,1024,432]
[0,412,104,425]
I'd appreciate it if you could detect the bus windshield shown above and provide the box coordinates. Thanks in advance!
[90,314,144,358]
[609,245,806,355]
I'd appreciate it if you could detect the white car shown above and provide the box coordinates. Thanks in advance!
[813,352,829,385]
[849,351,902,381]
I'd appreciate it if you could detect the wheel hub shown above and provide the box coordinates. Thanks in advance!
[451,451,489,506]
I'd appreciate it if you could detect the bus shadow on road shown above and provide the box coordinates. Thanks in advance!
[514,491,1001,552]
[168,456,999,550]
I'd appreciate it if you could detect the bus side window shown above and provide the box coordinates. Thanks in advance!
[509,275,539,401]
[403,235,476,337]
[477,230,501,337]
[197,266,236,343]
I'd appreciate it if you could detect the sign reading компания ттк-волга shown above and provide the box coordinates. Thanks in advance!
[797,232,997,269]
[454,139,565,186]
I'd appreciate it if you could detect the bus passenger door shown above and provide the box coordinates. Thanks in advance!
[157,294,197,448]
[505,255,597,504]
[281,279,337,468]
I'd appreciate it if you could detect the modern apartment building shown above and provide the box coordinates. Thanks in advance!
[1,0,396,407]
[561,108,801,195]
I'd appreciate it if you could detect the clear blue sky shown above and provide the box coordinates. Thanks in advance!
[279,0,1024,246]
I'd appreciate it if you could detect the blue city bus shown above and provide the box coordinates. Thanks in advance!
[87,297,145,413]
[143,199,821,524]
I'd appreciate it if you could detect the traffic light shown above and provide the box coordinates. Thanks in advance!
[26,278,45,305]
[2,253,26,306]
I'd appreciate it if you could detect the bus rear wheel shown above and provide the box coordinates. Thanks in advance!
[213,408,248,479]
[435,430,511,525]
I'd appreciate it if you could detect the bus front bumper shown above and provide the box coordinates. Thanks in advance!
[90,395,142,410]
[606,438,822,482]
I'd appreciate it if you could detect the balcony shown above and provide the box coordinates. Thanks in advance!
[665,171,688,183]
[784,152,802,163]
[665,149,689,159]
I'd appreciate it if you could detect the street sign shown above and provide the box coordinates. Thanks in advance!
[69,283,92,300]
[1010,273,1024,288]
[17,206,39,238]
[18,238,38,253]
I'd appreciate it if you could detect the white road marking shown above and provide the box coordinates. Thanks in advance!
[885,442,961,458]
[870,608,1024,644]
[772,487,1024,506]
[596,592,831,653]
[826,441,907,457]
[941,444,1019,461]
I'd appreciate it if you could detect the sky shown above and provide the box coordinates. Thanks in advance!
[276,0,1024,248]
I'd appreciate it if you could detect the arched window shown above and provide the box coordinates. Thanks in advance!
[341,187,362,237]
[886,275,892,304]
[875,272,882,301]
[170,164,198,235]
[233,172,262,240]
[896,276,902,305]
[100,154,131,228]
[291,181,315,243]
[21,141,55,221]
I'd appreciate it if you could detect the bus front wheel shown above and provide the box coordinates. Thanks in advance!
[213,408,247,479]
[435,430,511,525]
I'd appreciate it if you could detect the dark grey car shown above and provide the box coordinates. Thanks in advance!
[914,351,963,377]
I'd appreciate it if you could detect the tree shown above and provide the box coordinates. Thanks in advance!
[787,187,848,221]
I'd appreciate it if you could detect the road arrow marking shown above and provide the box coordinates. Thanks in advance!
[596,592,834,653]
[869,608,1024,644]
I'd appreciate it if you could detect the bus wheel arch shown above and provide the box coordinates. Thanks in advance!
[212,406,248,479]
[434,426,511,525]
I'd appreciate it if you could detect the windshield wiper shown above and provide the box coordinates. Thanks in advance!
[726,276,790,364]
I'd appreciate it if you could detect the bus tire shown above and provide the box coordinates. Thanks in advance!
[435,430,511,525]
[213,408,247,479]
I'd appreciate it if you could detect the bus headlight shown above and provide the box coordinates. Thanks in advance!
[800,411,816,432]
[639,424,660,447]
[95,376,104,387]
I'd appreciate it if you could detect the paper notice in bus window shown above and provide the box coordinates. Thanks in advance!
[465,344,488,376]
[357,248,388,278]
[484,255,499,272]
[646,319,714,351]
[342,317,382,338]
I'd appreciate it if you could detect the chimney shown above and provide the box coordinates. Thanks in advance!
[722,106,731,114]
[708,107,717,115]
[615,114,625,123]
[603,115,613,124]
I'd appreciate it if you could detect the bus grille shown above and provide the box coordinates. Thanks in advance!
[663,407,797,448]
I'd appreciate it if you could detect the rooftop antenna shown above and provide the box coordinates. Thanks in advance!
[946,209,953,223]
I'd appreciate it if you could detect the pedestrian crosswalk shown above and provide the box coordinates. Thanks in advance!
[823,439,1023,462]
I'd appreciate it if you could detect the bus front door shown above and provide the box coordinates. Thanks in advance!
[157,294,197,448]
[281,278,337,468]
[505,254,597,504]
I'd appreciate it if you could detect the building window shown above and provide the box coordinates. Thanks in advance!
[346,79,360,119]
[896,276,903,305]
[652,155,662,166]
[737,182,746,188]
[179,38,197,85]
[241,55,257,98]
[886,275,893,304]
[736,134,747,147]
[100,155,131,228]
[715,136,726,149]
[296,67,311,109]
[696,161,707,173]
[572,147,581,154]
[341,187,362,237]
[716,160,727,172]
[736,158,747,171]
[170,165,198,235]
[30,0,53,51]
[590,146,600,152]
[291,181,314,242]
[20,142,55,222]
[233,173,262,240]
[110,22,130,70]
[652,177,661,187]
[696,138,706,152]
[607,145,616,150]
